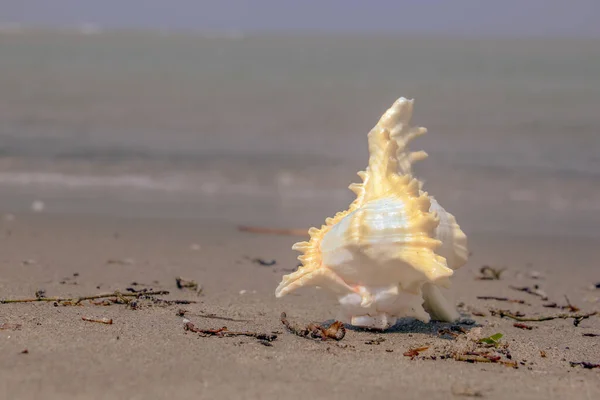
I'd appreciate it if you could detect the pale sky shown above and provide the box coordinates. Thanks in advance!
[1,0,599,37]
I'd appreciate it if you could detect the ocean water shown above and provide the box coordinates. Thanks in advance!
[1,31,599,236]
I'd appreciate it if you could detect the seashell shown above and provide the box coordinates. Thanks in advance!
[275,97,468,330]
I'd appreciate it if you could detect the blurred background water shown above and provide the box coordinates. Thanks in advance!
[1,2,599,237]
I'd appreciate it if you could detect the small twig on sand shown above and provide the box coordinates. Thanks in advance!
[476,266,505,280]
[151,298,198,306]
[564,296,580,312]
[569,361,600,369]
[183,319,277,342]
[490,309,597,326]
[125,287,147,293]
[438,325,468,338]
[177,309,249,322]
[196,312,248,322]
[477,296,530,305]
[455,354,517,368]
[438,329,459,338]
[238,226,308,237]
[543,296,580,312]
[129,281,156,287]
[403,346,429,359]
[1,290,170,305]
[82,317,113,325]
[0,323,22,330]
[513,323,534,330]
[543,303,560,309]
[470,309,487,317]
[280,312,345,341]
[509,285,548,301]
[582,333,600,337]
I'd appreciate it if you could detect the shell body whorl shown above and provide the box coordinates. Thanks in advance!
[275,97,468,330]
[429,197,469,270]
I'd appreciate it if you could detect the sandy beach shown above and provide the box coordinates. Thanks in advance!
[1,213,598,399]
[1,31,599,399]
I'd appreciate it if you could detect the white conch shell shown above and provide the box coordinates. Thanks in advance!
[275,97,468,330]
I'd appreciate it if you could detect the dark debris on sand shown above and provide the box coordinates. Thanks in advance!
[183,319,277,344]
[280,312,346,341]
[476,266,505,280]
[1,289,196,309]
[570,361,600,369]
[509,285,548,301]
[403,329,517,368]
[490,309,597,327]
[175,277,203,295]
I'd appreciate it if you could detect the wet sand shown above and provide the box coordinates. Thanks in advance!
[1,214,599,399]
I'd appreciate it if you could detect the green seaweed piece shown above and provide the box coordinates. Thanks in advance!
[478,333,503,345]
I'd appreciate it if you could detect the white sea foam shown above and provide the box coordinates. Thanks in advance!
[0,172,185,192]
[0,171,349,201]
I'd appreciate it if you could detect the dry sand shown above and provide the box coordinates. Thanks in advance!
[1,213,599,400]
